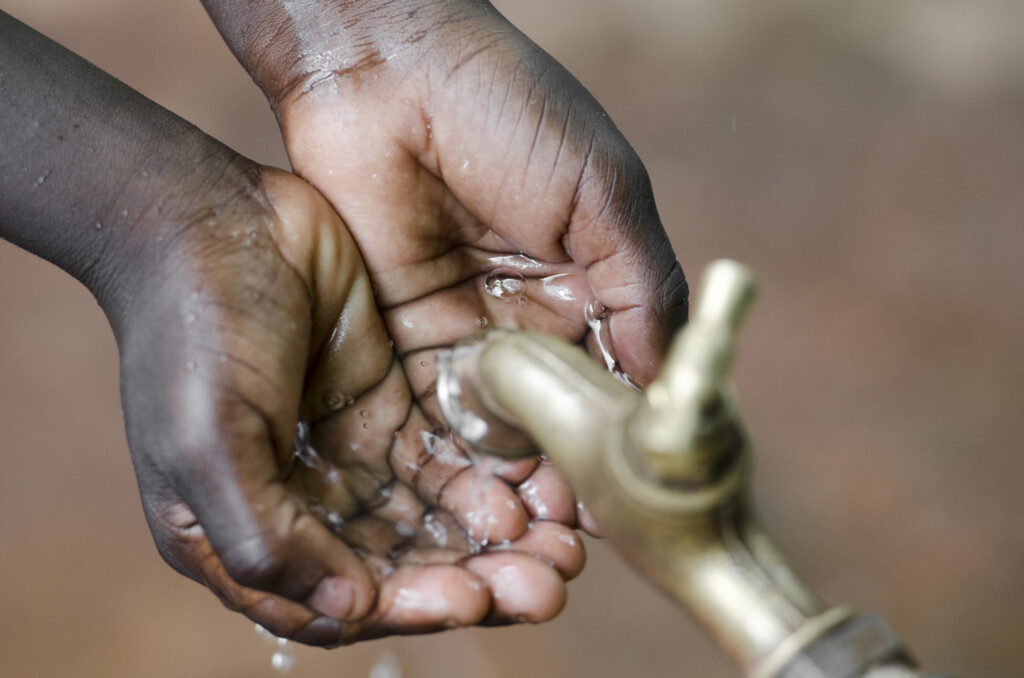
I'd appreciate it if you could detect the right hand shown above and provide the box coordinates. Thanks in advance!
[119,166,587,646]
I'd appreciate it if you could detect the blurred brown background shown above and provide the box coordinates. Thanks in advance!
[1,1,1022,676]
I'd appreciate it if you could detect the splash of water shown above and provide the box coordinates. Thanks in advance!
[584,301,640,390]
[255,624,296,674]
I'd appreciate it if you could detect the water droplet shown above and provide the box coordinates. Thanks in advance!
[359,410,367,417]
[327,511,345,532]
[362,422,369,429]
[369,649,403,678]
[121,209,129,217]
[475,316,489,328]
[93,222,103,231]
[394,521,415,537]
[584,301,608,322]
[184,313,196,324]
[584,300,639,389]
[271,649,295,673]
[345,395,355,405]
[141,170,148,177]
[540,273,575,302]
[254,625,296,673]
[519,480,549,518]
[484,269,526,301]
[419,360,427,367]
[184,361,196,371]
[422,513,448,548]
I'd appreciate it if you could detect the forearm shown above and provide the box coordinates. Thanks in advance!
[0,11,257,321]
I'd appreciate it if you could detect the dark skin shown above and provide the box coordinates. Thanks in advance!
[201,0,688,383]
[1,3,687,647]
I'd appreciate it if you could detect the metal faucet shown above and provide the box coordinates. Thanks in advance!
[438,259,952,678]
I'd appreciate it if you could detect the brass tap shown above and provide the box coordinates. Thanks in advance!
[439,260,948,678]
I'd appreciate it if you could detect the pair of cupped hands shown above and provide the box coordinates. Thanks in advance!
[113,0,687,646]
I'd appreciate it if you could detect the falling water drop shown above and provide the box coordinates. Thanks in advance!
[369,649,404,678]
[255,625,297,674]
[584,301,639,389]
[271,638,296,674]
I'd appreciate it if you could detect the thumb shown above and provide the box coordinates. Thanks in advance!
[167,392,376,621]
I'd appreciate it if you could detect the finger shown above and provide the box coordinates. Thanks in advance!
[169,408,375,621]
[425,50,687,385]
[146,501,345,646]
[293,362,412,527]
[382,262,592,356]
[497,520,586,580]
[413,508,476,553]
[339,564,492,641]
[575,500,604,538]
[389,408,529,545]
[366,483,478,555]
[464,552,567,623]
[517,460,577,524]
[439,464,529,545]
[389,407,474,502]
[302,362,409,508]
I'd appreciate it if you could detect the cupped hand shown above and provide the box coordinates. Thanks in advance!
[119,166,587,646]
[261,0,689,388]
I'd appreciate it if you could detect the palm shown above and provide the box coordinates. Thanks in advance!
[275,8,686,388]
[129,169,584,646]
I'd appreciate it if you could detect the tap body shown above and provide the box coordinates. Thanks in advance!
[439,260,946,678]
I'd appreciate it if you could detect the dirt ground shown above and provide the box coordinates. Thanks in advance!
[1,1,1022,677]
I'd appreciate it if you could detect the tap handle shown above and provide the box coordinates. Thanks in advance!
[638,259,758,480]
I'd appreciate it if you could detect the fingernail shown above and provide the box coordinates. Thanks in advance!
[309,576,355,619]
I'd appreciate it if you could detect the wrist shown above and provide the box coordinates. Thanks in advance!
[98,149,266,336]
[202,0,497,106]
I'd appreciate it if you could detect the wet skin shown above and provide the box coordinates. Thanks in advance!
[202,0,690,385]
[1,1,688,648]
